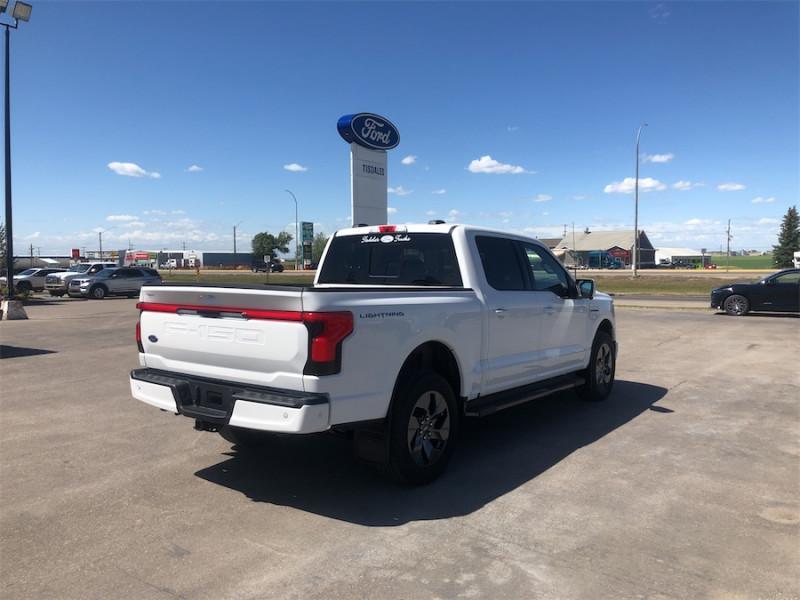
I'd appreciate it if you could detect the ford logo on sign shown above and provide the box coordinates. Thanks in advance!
[337,113,400,150]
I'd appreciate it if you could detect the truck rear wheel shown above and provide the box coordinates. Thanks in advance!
[577,331,615,402]
[386,370,459,485]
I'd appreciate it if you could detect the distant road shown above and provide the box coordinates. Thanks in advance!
[610,293,707,302]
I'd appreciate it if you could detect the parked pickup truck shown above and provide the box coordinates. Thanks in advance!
[131,223,617,483]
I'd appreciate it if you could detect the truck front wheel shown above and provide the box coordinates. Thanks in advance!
[386,370,459,485]
[577,331,616,402]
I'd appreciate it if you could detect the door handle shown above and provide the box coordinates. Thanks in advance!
[494,308,507,317]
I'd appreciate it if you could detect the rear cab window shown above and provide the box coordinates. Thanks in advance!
[318,232,463,286]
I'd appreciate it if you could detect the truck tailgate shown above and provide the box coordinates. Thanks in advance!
[137,285,308,390]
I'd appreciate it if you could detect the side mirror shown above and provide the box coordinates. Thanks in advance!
[577,278,595,299]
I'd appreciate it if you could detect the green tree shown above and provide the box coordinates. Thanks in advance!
[251,231,293,262]
[772,205,799,268]
[312,232,330,264]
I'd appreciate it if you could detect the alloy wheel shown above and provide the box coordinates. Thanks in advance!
[407,390,450,466]
[596,342,613,385]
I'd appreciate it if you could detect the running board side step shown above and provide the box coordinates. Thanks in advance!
[464,374,585,417]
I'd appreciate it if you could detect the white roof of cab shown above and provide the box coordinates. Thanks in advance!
[334,223,550,245]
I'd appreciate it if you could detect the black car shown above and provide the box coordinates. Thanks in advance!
[710,269,800,316]
[251,260,284,273]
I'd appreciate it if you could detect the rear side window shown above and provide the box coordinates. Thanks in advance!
[318,233,462,286]
[475,236,526,291]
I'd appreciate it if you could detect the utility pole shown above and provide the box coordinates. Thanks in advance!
[726,219,732,272]
[98,231,103,259]
[633,123,648,277]
[28,242,32,266]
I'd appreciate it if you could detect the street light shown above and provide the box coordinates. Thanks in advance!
[232,220,242,262]
[284,189,299,272]
[632,122,647,277]
[1,0,32,298]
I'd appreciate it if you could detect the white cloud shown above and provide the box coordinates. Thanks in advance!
[604,177,667,194]
[448,209,461,218]
[425,210,438,217]
[388,186,413,196]
[400,155,417,165]
[534,194,552,203]
[643,153,674,163]
[123,221,146,228]
[507,126,519,132]
[24,231,40,240]
[106,214,138,222]
[467,155,530,175]
[432,189,447,195]
[283,163,308,172]
[684,218,713,226]
[186,165,203,172]
[752,196,775,204]
[144,210,167,216]
[572,195,589,201]
[108,161,160,179]
[672,180,703,191]
[387,207,398,215]
[650,3,671,21]
[717,182,746,191]
[756,218,779,225]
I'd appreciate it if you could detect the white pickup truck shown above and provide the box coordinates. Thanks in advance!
[131,223,616,483]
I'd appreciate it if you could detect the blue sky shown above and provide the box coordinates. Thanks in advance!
[4,0,798,254]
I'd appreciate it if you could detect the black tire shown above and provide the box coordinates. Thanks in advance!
[218,425,269,451]
[16,281,32,293]
[723,294,749,316]
[577,331,616,402]
[89,285,107,300]
[48,291,64,297]
[385,370,459,485]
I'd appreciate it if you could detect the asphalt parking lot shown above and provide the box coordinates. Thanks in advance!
[1,299,798,599]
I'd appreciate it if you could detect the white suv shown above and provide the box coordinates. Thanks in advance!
[44,263,117,297]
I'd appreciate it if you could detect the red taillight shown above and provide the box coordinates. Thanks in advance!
[378,225,396,233]
[135,320,144,353]
[303,312,354,363]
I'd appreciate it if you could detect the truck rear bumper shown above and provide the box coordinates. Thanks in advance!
[130,368,330,434]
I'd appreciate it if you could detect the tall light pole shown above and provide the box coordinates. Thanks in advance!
[232,220,242,264]
[1,1,32,298]
[284,189,299,271]
[632,122,647,277]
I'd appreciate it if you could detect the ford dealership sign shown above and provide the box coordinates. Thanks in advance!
[337,113,400,150]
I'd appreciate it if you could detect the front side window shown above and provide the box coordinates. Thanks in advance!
[475,236,526,291]
[773,271,800,284]
[522,244,571,296]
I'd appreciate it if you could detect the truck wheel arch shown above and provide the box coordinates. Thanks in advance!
[596,318,614,341]
[391,342,463,412]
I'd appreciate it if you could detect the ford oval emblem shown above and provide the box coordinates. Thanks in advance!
[148,335,158,343]
[337,113,400,150]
